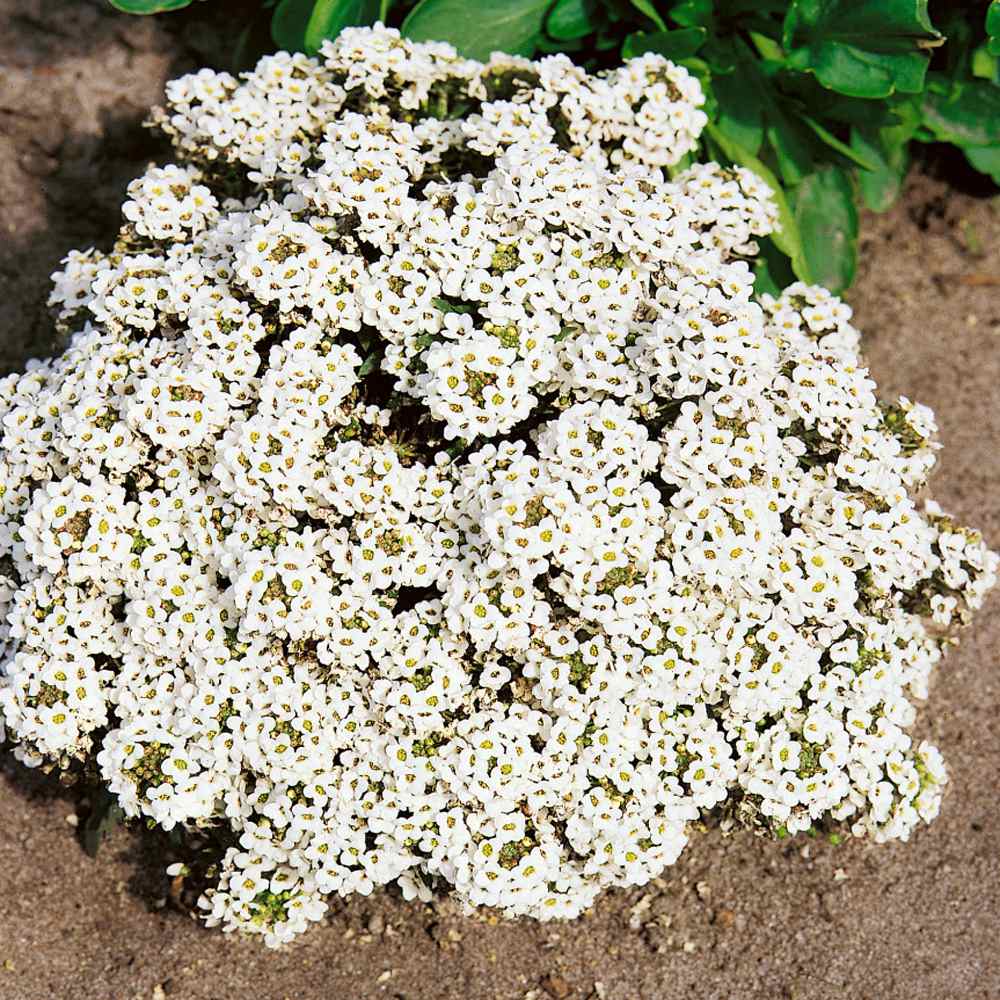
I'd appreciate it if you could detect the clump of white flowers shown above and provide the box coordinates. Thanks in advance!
[1,25,995,947]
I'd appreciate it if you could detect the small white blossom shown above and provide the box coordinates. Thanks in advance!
[1,26,994,947]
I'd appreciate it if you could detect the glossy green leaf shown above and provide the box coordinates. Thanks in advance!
[402,0,551,60]
[307,0,381,52]
[622,27,706,61]
[783,0,942,98]
[629,0,667,31]
[922,77,1000,147]
[964,145,1000,185]
[988,2,1000,56]
[547,0,597,39]
[793,166,858,292]
[706,123,806,277]
[272,0,380,53]
[108,0,192,12]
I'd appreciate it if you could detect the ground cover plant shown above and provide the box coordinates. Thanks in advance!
[0,25,995,946]
[105,0,1000,294]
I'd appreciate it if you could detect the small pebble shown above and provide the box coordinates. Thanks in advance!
[540,974,572,999]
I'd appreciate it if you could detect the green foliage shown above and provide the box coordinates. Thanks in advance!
[107,0,1000,293]
[782,0,941,98]
[109,0,193,11]
[272,0,382,54]
[402,0,552,60]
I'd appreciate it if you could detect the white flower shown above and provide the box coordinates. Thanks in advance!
[1,25,994,947]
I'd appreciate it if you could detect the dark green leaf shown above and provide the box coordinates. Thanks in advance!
[724,38,813,185]
[753,236,796,298]
[108,0,192,11]
[232,1,279,72]
[667,0,714,28]
[800,115,878,170]
[278,0,382,54]
[402,0,551,59]
[783,0,942,98]
[777,73,906,129]
[271,0,313,51]
[705,123,806,277]
[81,787,125,858]
[622,27,706,60]
[713,72,764,154]
[766,119,814,185]
[793,166,858,292]
[547,0,597,39]
[629,0,667,31]
[921,77,1000,147]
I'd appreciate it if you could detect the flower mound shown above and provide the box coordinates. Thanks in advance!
[1,26,995,945]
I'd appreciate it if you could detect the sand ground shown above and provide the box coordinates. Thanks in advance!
[0,3,998,998]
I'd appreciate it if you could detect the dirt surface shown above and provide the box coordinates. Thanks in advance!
[1,3,998,999]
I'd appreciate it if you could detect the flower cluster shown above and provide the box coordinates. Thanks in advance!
[1,26,994,946]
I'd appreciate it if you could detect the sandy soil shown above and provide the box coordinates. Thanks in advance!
[0,3,998,998]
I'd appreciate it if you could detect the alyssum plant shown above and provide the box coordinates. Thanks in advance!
[0,26,995,945]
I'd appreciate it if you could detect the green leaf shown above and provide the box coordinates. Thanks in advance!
[667,0,714,28]
[622,27,706,61]
[723,38,813,185]
[402,0,551,60]
[81,787,125,858]
[272,0,313,51]
[793,166,858,293]
[272,0,381,54]
[849,94,919,211]
[766,119,814,186]
[754,236,796,298]
[629,0,667,32]
[971,44,999,83]
[964,145,1000,185]
[308,0,381,52]
[108,0,192,12]
[851,127,908,211]
[922,78,1000,148]
[705,123,806,278]
[713,72,764,154]
[800,115,879,170]
[988,2,1000,56]
[851,127,908,212]
[783,0,942,98]
[747,30,784,63]
[547,0,597,39]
